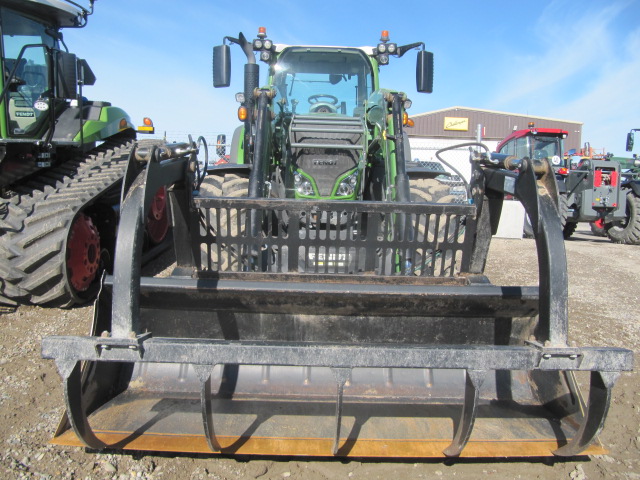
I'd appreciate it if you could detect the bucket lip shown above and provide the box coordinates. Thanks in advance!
[49,424,609,458]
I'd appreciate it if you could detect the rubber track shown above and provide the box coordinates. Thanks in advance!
[0,133,136,307]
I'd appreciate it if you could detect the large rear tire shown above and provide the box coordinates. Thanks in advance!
[559,194,577,239]
[198,172,250,271]
[606,191,640,244]
[408,178,462,275]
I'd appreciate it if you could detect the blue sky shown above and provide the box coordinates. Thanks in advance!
[64,0,640,156]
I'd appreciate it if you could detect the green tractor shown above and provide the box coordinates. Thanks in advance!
[203,29,450,221]
[0,0,167,307]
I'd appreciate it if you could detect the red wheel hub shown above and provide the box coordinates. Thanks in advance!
[594,218,605,228]
[66,213,101,292]
[146,186,169,245]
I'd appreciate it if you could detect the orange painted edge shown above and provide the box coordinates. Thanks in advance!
[51,429,607,458]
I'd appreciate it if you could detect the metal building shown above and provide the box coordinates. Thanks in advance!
[406,106,583,182]
[408,105,582,153]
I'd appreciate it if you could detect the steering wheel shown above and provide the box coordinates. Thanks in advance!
[534,150,546,160]
[308,94,339,105]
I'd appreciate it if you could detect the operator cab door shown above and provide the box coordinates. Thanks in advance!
[1,7,54,138]
[498,136,530,158]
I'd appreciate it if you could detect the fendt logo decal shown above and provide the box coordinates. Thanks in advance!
[313,159,337,166]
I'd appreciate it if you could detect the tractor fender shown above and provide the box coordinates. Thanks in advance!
[206,163,252,176]
[624,179,640,198]
[70,103,135,144]
[406,161,448,180]
[555,175,567,194]
[229,125,244,164]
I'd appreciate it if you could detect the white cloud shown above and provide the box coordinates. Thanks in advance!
[551,27,640,154]
[488,1,640,154]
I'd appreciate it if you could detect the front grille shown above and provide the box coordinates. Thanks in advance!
[289,115,364,196]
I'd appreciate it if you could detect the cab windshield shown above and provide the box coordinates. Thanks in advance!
[272,47,373,116]
[532,136,562,160]
[1,7,55,137]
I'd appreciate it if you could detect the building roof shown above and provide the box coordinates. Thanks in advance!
[411,106,583,126]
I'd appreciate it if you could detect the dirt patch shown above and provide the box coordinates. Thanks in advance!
[0,225,638,479]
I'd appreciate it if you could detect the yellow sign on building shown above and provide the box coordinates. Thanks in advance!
[444,117,469,131]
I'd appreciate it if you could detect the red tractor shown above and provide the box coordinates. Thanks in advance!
[497,124,639,243]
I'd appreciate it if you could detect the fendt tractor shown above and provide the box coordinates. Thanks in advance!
[41,29,632,458]
[497,125,640,243]
[0,0,168,308]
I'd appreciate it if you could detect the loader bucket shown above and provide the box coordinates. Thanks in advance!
[42,143,632,458]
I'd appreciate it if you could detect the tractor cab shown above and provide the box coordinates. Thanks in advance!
[1,5,58,138]
[0,0,98,187]
[213,28,434,201]
[272,47,374,117]
[496,123,568,176]
[0,1,91,138]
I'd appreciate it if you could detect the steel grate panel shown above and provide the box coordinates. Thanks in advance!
[196,197,475,276]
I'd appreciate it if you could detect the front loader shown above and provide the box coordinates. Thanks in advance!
[41,29,632,458]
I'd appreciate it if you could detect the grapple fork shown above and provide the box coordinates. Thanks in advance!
[42,143,633,457]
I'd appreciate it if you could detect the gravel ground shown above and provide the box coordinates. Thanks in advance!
[0,224,638,480]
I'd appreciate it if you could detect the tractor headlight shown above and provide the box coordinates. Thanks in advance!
[263,39,273,50]
[294,173,315,196]
[377,43,387,54]
[337,183,353,196]
[253,39,264,50]
[387,43,397,54]
[378,53,389,65]
[337,173,358,196]
[260,51,271,62]
[299,181,314,196]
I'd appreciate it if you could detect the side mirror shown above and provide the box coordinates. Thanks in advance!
[416,50,433,93]
[626,132,634,152]
[54,50,78,99]
[213,44,231,88]
[77,59,96,86]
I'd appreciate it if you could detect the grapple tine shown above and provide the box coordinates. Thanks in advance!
[193,365,222,452]
[56,360,106,450]
[330,367,351,455]
[553,371,619,457]
[443,369,486,457]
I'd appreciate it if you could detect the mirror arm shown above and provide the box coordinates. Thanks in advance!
[224,33,255,64]
[397,42,424,58]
